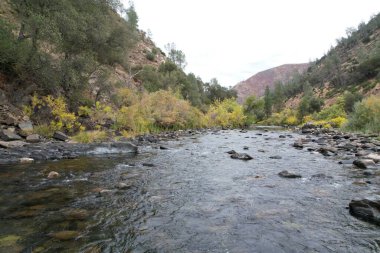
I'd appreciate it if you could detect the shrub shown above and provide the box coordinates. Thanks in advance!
[345,95,380,133]
[207,99,246,128]
[30,95,80,133]
[72,130,109,143]
[146,51,155,61]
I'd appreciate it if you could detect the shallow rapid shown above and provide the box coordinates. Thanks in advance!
[1,130,380,253]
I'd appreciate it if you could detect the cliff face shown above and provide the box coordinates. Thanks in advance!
[233,63,309,103]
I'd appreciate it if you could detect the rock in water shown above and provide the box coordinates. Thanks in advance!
[364,153,380,163]
[226,150,237,154]
[230,153,253,160]
[353,159,376,169]
[349,199,380,225]
[19,157,34,164]
[278,170,301,178]
[47,171,60,179]
[269,155,282,159]
[0,129,22,141]
[53,131,69,141]
[48,231,80,241]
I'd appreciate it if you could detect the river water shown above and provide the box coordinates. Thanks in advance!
[0,130,379,253]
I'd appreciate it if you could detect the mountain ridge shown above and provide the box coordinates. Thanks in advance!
[233,63,309,103]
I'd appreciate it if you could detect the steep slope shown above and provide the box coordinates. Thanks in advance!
[234,63,309,103]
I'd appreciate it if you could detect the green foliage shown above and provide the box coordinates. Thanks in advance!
[345,95,380,133]
[342,91,363,113]
[145,51,155,61]
[297,89,324,121]
[207,99,246,128]
[72,130,109,143]
[3,0,138,99]
[165,43,187,69]
[244,95,265,123]
[264,86,272,117]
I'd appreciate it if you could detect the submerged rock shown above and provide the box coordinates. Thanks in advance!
[48,230,80,241]
[230,152,253,160]
[269,155,282,159]
[226,150,237,154]
[278,170,301,178]
[349,199,380,225]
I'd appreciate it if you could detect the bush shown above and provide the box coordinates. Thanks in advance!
[345,95,380,133]
[261,109,298,126]
[206,99,246,128]
[29,95,80,133]
[72,130,109,143]
[146,52,155,61]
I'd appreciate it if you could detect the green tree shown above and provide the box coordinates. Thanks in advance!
[264,86,272,118]
[244,95,265,123]
[272,81,285,112]
[165,43,187,69]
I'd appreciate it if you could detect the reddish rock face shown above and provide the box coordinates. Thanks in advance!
[233,63,309,103]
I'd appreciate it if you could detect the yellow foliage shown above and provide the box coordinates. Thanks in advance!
[330,116,347,128]
[285,115,298,126]
[30,94,79,133]
[206,99,246,128]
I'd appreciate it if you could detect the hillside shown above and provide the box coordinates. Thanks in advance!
[233,63,309,103]
[0,0,240,142]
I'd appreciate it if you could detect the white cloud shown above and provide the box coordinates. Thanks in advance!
[123,0,380,86]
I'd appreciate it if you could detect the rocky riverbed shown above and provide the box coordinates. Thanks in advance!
[1,128,380,252]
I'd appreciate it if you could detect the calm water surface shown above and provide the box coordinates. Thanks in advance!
[0,130,380,253]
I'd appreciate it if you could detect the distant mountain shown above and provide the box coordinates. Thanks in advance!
[233,63,309,103]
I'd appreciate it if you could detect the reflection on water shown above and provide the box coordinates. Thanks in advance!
[0,130,380,253]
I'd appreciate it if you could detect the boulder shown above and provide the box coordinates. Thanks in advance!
[0,129,22,141]
[53,131,69,141]
[349,199,380,225]
[353,159,376,169]
[230,152,253,160]
[278,170,302,178]
[18,121,33,133]
[26,134,41,143]
[0,140,27,148]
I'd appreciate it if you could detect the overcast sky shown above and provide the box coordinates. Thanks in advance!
[122,0,380,87]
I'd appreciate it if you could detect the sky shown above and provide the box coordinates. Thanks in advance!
[122,0,380,87]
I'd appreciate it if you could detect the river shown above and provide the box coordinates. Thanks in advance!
[0,129,379,253]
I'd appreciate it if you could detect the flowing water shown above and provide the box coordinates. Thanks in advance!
[1,130,380,253]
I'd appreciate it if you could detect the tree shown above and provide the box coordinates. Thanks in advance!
[264,86,272,118]
[244,95,265,123]
[165,43,187,69]
[272,81,285,112]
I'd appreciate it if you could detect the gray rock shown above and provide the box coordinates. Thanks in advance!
[227,150,237,154]
[53,131,69,141]
[18,121,33,132]
[269,155,282,159]
[278,170,301,178]
[364,153,380,163]
[349,199,380,225]
[26,134,41,143]
[116,182,132,190]
[0,129,22,141]
[230,152,253,160]
[0,140,27,148]
[293,141,303,149]
[353,159,376,169]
